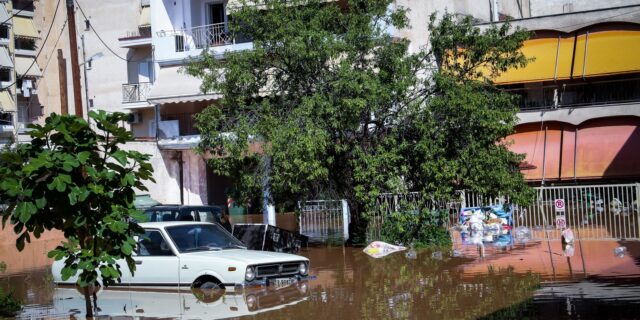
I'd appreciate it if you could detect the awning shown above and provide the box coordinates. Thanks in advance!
[147,66,221,104]
[0,91,15,112]
[0,47,13,69]
[0,5,10,24]
[494,25,640,84]
[139,6,150,27]
[13,17,39,39]
[572,29,640,78]
[15,56,42,77]
[493,34,574,84]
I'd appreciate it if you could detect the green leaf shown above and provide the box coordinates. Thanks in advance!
[77,151,91,164]
[112,150,128,166]
[15,202,37,223]
[121,242,133,255]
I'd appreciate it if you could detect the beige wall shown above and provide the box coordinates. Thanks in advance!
[35,0,148,118]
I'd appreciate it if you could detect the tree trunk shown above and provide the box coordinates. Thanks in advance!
[83,286,94,318]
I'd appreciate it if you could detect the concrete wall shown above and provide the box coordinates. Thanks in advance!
[122,141,209,205]
[530,0,640,17]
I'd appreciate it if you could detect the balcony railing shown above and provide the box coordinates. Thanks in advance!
[120,26,152,40]
[122,82,151,103]
[506,77,640,111]
[164,22,252,53]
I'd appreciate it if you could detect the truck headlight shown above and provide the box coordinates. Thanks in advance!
[298,262,308,275]
[245,266,255,281]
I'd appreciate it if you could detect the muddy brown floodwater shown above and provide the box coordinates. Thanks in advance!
[2,216,640,319]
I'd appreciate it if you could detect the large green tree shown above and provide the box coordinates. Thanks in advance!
[187,0,533,235]
[0,111,154,317]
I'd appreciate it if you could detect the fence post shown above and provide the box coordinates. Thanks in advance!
[342,199,350,241]
[636,183,640,237]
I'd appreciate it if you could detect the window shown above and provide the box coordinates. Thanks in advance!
[15,38,36,51]
[0,69,11,82]
[0,25,9,40]
[136,230,174,256]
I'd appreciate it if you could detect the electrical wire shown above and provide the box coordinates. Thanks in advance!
[1,0,63,92]
[75,0,146,63]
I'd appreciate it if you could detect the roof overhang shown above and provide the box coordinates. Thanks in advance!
[147,65,221,104]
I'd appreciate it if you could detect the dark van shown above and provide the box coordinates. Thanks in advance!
[143,205,231,232]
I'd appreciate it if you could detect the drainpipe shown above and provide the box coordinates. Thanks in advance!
[491,0,499,22]
[177,151,184,205]
[262,155,276,226]
[541,125,548,187]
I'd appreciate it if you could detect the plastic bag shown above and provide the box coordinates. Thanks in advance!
[514,226,532,243]
[363,241,407,258]
[561,228,574,244]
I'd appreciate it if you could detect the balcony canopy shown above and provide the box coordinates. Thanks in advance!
[0,5,10,24]
[13,16,39,39]
[0,47,13,69]
[0,91,15,112]
[491,23,640,84]
[15,56,42,77]
[147,65,221,104]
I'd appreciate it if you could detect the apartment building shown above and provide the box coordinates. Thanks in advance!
[33,0,640,208]
[489,5,640,184]
[0,0,42,146]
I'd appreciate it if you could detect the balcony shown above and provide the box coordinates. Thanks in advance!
[122,82,152,103]
[155,23,253,63]
[119,26,152,48]
[507,77,640,111]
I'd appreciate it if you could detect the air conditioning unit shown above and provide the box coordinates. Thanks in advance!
[128,112,142,124]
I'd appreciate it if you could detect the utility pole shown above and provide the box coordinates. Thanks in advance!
[57,49,68,115]
[66,0,83,118]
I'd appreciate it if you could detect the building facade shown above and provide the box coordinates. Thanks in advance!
[33,0,640,209]
[0,0,42,147]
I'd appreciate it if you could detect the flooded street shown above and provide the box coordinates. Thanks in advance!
[2,216,640,319]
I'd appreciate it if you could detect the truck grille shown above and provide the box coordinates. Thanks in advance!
[255,262,301,277]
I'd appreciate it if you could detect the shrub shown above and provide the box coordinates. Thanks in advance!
[380,208,452,248]
[0,261,22,317]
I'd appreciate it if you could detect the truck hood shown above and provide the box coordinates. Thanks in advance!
[181,249,308,265]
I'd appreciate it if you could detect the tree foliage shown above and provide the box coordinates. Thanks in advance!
[0,111,154,316]
[186,0,534,224]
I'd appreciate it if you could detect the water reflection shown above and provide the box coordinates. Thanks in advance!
[2,225,640,319]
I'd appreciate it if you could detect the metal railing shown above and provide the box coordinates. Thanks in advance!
[161,22,252,52]
[505,77,640,111]
[122,82,151,103]
[121,26,152,40]
[369,183,640,241]
[299,200,349,243]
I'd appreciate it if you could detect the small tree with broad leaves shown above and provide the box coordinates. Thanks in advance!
[0,111,154,317]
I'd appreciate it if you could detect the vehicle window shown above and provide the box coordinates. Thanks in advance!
[166,224,245,253]
[137,230,174,256]
[144,210,180,222]
[196,210,220,223]
[177,210,197,221]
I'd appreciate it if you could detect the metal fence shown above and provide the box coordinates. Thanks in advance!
[299,200,349,243]
[370,183,640,241]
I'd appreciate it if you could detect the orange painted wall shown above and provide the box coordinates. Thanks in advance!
[507,117,640,181]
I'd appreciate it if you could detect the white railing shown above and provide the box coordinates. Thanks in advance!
[298,200,350,243]
[370,183,640,241]
[165,22,230,52]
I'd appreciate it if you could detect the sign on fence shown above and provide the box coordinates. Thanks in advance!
[554,199,565,212]
[555,215,567,229]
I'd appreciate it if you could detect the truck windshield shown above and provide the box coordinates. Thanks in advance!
[166,224,246,253]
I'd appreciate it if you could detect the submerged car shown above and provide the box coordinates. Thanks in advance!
[52,222,310,291]
[143,205,231,231]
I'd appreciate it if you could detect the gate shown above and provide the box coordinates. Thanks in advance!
[298,200,350,243]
